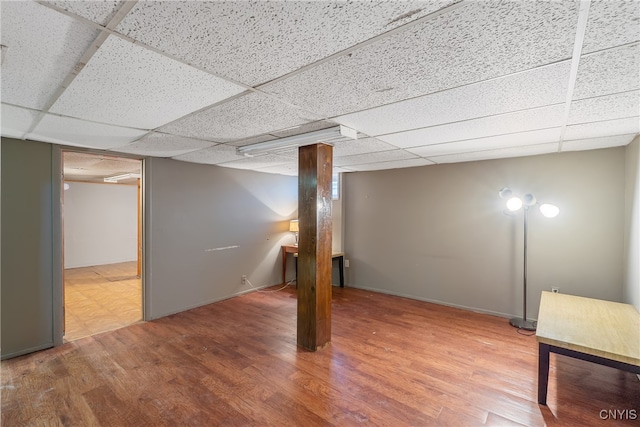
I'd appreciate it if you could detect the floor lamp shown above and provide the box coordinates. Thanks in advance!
[499,188,559,331]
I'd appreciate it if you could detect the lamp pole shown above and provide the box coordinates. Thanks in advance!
[509,205,536,330]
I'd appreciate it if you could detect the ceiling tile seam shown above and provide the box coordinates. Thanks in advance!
[558,0,591,152]
[425,141,560,164]
[394,125,564,152]
[24,1,141,139]
[3,101,150,133]
[38,0,256,94]
[368,102,567,141]
[579,39,640,59]
[324,59,572,123]
[335,149,419,161]
[564,131,639,142]
[571,88,640,103]
[255,0,472,89]
[150,131,224,146]
[565,114,640,129]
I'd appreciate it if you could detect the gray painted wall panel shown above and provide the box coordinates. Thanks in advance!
[344,149,626,319]
[145,158,298,319]
[1,138,54,358]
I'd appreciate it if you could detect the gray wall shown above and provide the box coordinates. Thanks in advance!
[624,136,640,311]
[1,138,57,359]
[144,157,298,319]
[343,148,626,319]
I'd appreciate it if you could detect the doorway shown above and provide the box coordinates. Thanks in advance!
[62,152,143,341]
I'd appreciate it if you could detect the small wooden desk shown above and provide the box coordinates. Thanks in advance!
[536,291,640,405]
[281,245,344,287]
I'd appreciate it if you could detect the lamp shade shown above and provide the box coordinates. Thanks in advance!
[289,220,299,232]
[539,204,560,218]
[506,197,523,212]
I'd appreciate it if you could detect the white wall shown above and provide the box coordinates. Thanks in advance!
[144,158,298,320]
[64,182,138,268]
[624,136,640,311]
[343,148,626,319]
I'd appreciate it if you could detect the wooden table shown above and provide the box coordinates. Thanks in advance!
[536,291,640,405]
[281,245,344,287]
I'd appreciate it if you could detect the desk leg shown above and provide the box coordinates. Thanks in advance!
[338,256,344,287]
[538,343,550,405]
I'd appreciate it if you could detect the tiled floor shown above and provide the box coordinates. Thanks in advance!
[64,261,142,342]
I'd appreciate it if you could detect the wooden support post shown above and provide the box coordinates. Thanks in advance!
[297,143,333,351]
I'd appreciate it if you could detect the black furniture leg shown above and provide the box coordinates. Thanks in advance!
[538,343,550,405]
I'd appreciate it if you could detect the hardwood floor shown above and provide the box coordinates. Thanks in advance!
[64,261,141,342]
[2,287,638,426]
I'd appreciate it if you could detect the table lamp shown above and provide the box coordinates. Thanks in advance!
[289,220,299,246]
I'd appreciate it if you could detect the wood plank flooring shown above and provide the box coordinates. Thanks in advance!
[3,286,638,426]
[64,262,141,342]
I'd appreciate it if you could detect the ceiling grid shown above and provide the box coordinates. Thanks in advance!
[1,0,638,176]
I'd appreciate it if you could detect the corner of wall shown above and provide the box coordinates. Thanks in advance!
[624,136,640,311]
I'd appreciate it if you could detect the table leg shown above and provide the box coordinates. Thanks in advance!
[282,247,287,285]
[338,256,344,287]
[538,342,550,405]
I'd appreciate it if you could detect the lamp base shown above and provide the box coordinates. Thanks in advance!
[509,317,537,331]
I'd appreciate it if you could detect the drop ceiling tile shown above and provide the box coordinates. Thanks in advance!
[117,1,458,86]
[334,150,417,167]
[50,36,245,129]
[564,117,640,141]
[270,121,338,138]
[29,113,148,149]
[429,143,559,164]
[172,144,245,165]
[343,158,435,172]
[228,134,278,148]
[111,133,216,158]
[1,104,40,139]
[219,154,294,170]
[0,1,99,109]
[43,1,124,26]
[264,1,577,117]
[582,0,640,54]
[380,105,566,149]
[336,62,571,137]
[573,44,640,101]
[408,128,562,157]
[332,137,398,157]
[253,163,299,177]
[159,92,320,142]
[561,134,636,152]
[568,91,640,125]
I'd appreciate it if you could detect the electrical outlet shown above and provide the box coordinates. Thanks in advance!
[241,275,247,285]
[345,259,350,268]
[551,287,559,293]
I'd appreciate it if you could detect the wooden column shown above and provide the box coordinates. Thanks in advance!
[297,143,333,351]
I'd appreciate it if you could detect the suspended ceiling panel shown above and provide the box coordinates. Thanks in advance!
[44,1,124,26]
[173,144,246,165]
[344,158,435,172]
[219,154,295,171]
[50,35,246,129]
[63,151,141,181]
[561,134,637,152]
[111,133,216,158]
[564,117,640,141]
[116,0,459,86]
[0,1,99,109]
[336,61,571,138]
[332,138,399,157]
[30,113,148,149]
[159,92,321,142]
[263,1,578,118]
[407,128,562,158]
[334,149,418,167]
[430,143,560,164]
[380,104,566,149]
[573,44,640,100]
[568,91,640,125]
[0,104,39,139]
[581,0,640,54]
